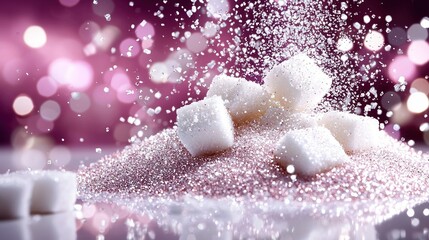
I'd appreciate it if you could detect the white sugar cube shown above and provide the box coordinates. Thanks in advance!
[207,75,269,123]
[0,177,33,219]
[319,111,381,152]
[13,170,77,214]
[177,96,234,156]
[264,53,332,111]
[274,127,349,176]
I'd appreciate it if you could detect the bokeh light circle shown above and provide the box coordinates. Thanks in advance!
[391,103,413,125]
[135,20,155,40]
[119,38,141,57]
[92,0,115,17]
[186,32,208,53]
[49,146,72,167]
[407,92,429,113]
[411,78,429,94]
[40,100,61,121]
[49,58,72,85]
[59,0,80,7]
[387,56,416,82]
[387,27,407,46]
[48,58,94,91]
[16,149,46,170]
[337,36,353,52]
[79,21,100,42]
[407,40,429,65]
[149,62,169,83]
[142,38,154,50]
[111,72,131,90]
[421,17,429,29]
[67,61,94,90]
[70,92,91,113]
[381,91,401,110]
[37,76,58,97]
[23,26,47,48]
[13,95,34,116]
[407,23,428,40]
[364,30,384,51]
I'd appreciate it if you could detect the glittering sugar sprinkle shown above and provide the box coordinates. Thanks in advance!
[78,120,429,221]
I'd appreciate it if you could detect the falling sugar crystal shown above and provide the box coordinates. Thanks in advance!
[274,127,349,176]
[176,96,234,157]
[264,53,332,112]
[207,75,269,123]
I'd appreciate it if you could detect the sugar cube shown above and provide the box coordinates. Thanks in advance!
[264,53,332,111]
[274,127,349,176]
[177,96,234,156]
[12,170,77,214]
[319,111,381,152]
[207,75,269,123]
[0,177,33,219]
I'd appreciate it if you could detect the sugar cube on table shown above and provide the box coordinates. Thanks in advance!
[12,170,77,214]
[0,177,33,219]
[177,96,234,157]
[274,127,349,176]
[318,111,381,152]
[207,74,269,123]
[264,53,332,112]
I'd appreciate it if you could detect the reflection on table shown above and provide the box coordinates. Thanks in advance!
[0,211,76,240]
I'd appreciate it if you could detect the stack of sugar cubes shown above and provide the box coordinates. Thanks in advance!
[177,53,382,176]
[0,170,77,220]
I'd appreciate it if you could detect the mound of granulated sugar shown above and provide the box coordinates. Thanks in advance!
[78,120,429,209]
